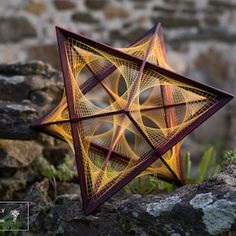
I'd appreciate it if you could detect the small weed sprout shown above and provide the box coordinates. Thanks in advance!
[223,148,236,162]
[38,154,76,201]
[0,215,23,235]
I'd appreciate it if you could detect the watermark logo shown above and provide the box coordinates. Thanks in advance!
[0,201,29,231]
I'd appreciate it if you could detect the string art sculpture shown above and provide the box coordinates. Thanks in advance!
[32,23,233,214]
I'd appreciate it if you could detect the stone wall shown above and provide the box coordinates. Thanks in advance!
[0,0,235,156]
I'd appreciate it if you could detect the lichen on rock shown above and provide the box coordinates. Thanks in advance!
[202,199,236,235]
[189,192,214,209]
[146,195,181,217]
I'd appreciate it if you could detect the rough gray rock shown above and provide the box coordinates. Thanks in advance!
[53,0,76,10]
[27,44,61,70]
[0,75,30,101]
[0,101,39,139]
[0,61,63,140]
[85,0,107,10]
[0,139,42,168]
[0,61,59,77]
[0,61,66,201]
[0,61,235,235]
[152,16,199,28]
[26,162,236,235]
[0,176,27,200]
[0,17,37,43]
[72,12,99,23]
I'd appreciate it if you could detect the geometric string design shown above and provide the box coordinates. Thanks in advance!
[32,23,234,215]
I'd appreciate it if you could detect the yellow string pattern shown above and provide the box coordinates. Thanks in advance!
[38,27,217,201]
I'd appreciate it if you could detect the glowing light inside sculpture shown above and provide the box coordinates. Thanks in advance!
[32,23,233,215]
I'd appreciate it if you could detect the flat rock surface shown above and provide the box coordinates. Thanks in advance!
[25,162,236,236]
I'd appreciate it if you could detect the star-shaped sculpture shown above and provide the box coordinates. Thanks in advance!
[32,23,233,215]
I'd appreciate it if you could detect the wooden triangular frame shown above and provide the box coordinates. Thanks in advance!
[33,24,234,215]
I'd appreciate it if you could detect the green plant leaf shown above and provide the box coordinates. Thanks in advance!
[196,146,216,183]
[223,148,236,162]
[183,151,191,180]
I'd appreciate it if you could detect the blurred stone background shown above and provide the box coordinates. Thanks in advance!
[0,0,235,158]
[0,2,235,233]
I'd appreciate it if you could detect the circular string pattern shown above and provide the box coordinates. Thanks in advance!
[36,26,218,202]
